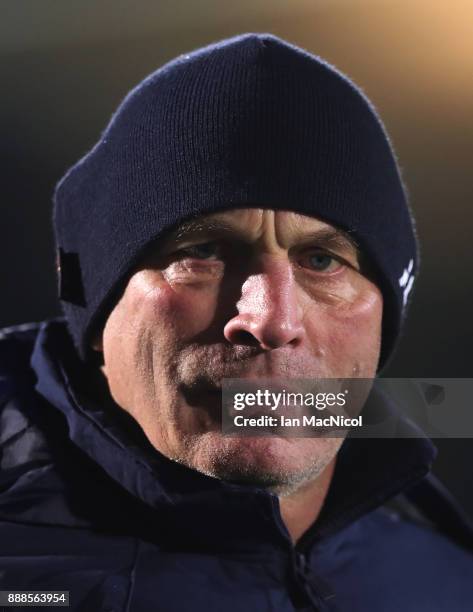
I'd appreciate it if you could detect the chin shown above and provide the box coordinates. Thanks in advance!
[185,433,341,492]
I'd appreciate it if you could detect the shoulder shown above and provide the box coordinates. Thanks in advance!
[358,476,473,571]
[325,489,473,566]
[0,319,70,424]
[315,488,473,611]
[0,322,45,468]
[366,501,473,569]
[367,501,473,603]
[0,321,68,514]
[0,322,42,398]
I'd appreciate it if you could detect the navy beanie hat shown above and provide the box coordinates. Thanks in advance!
[53,33,419,370]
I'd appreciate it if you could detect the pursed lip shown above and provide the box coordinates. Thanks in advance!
[179,382,223,414]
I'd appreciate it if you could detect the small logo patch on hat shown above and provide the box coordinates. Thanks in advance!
[57,247,86,307]
[399,258,414,307]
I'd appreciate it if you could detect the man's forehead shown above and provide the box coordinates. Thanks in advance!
[169,208,359,254]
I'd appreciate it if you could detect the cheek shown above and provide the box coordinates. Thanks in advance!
[147,282,221,340]
[101,274,220,412]
[305,286,383,373]
[119,270,222,345]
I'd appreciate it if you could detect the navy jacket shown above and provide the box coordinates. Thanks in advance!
[1,320,472,612]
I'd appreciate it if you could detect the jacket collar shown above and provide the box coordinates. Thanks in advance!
[31,319,437,552]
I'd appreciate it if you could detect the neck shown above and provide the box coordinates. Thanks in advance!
[278,457,336,544]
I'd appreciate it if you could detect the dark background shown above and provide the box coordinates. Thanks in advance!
[2,1,472,516]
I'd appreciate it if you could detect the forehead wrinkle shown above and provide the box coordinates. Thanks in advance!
[272,213,360,260]
[167,211,360,260]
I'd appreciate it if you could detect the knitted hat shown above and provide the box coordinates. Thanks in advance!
[53,33,419,370]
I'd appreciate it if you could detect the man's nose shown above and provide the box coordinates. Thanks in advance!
[223,258,305,350]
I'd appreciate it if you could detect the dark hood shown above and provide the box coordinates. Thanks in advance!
[0,319,439,555]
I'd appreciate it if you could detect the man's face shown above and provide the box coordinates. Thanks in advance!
[95,209,383,493]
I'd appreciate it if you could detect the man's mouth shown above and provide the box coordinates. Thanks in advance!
[179,379,222,412]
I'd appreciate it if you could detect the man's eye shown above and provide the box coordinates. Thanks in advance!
[301,252,342,273]
[178,242,220,260]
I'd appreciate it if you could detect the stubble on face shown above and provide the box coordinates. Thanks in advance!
[98,209,383,495]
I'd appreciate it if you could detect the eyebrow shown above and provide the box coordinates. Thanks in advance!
[173,219,235,240]
[167,218,359,256]
[296,227,360,255]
